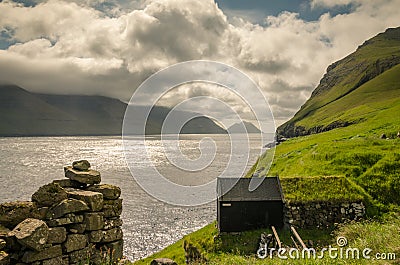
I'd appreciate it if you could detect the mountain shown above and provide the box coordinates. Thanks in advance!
[0,85,226,136]
[227,121,261,133]
[254,27,400,209]
[277,27,400,138]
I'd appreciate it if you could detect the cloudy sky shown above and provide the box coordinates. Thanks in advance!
[0,0,399,126]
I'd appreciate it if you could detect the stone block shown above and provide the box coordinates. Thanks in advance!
[101,240,123,262]
[9,218,48,251]
[0,240,5,251]
[63,234,87,253]
[47,214,84,227]
[0,201,37,229]
[66,189,103,212]
[52,179,86,189]
[87,230,103,243]
[102,199,122,218]
[101,227,123,243]
[31,183,68,208]
[84,212,104,231]
[68,223,86,234]
[0,226,19,253]
[47,199,89,219]
[21,245,62,263]
[42,255,68,265]
[0,251,10,265]
[47,227,66,244]
[34,207,49,220]
[68,245,93,264]
[64,166,101,185]
[103,218,123,230]
[86,184,121,200]
[72,160,91,171]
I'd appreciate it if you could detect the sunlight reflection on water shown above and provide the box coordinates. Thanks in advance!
[0,135,265,260]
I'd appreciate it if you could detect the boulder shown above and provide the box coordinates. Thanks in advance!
[64,166,101,185]
[101,227,123,243]
[63,234,87,253]
[21,245,62,263]
[84,212,104,231]
[0,201,38,229]
[72,160,91,171]
[47,214,84,227]
[47,227,66,244]
[31,183,68,207]
[0,251,10,265]
[65,189,103,211]
[86,184,121,200]
[151,258,178,265]
[9,218,48,251]
[102,199,122,218]
[47,199,89,219]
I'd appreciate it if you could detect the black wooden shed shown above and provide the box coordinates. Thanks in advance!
[217,177,284,232]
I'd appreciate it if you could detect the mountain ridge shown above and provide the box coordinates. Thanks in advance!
[277,27,400,138]
[0,85,226,136]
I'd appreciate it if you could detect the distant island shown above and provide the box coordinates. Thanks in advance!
[0,85,226,136]
[227,121,261,133]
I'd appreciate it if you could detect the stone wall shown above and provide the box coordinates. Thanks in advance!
[284,201,365,228]
[0,160,124,265]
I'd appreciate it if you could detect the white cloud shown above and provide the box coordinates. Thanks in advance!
[0,0,399,125]
[310,0,359,9]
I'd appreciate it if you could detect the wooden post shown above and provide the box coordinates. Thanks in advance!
[290,226,307,249]
[271,226,282,249]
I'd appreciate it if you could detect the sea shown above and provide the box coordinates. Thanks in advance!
[0,134,268,261]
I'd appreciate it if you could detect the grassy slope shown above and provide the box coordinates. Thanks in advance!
[135,214,400,264]
[259,64,400,209]
[298,63,400,129]
[282,28,400,130]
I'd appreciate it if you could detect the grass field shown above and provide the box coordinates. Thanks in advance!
[134,213,400,265]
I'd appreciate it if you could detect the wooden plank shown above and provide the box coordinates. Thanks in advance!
[290,226,307,249]
[271,226,282,249]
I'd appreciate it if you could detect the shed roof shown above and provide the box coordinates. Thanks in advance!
[217,177,283,202]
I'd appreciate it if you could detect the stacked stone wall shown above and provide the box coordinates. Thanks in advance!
[0,160,123,265]
[284,201,365,228]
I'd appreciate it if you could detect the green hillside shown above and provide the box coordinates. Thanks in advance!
[277,27,400,138]
[252,28,400,210]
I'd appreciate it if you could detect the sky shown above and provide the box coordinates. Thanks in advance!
[0,0,399,126]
